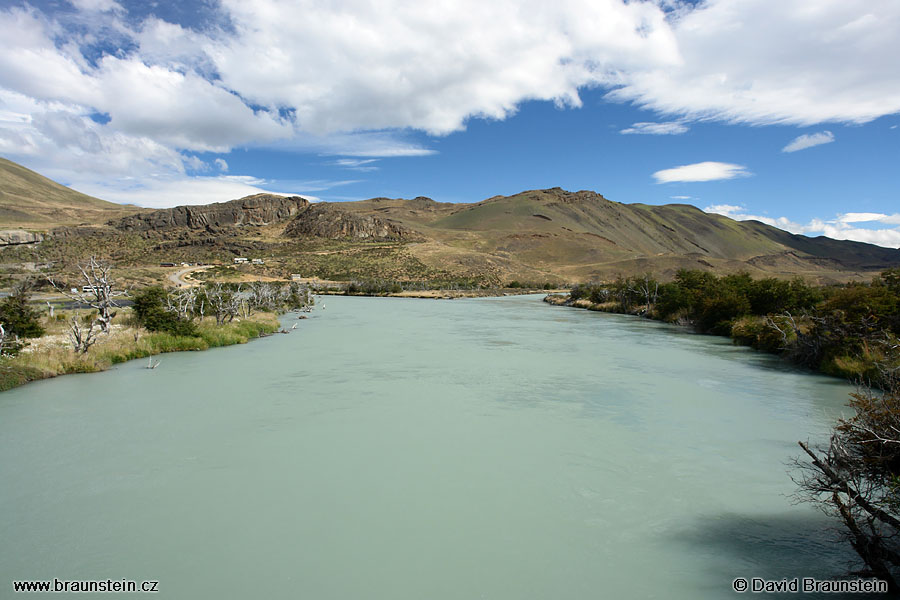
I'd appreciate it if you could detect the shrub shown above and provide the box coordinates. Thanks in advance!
[0,285,44,338]
[132,286,199,336]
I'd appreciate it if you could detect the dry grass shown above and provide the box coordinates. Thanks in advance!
[0,309,280,392]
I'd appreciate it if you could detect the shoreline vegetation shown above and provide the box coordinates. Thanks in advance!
[0,312,281,393]
[544,268,900,386]
[305,277,568,299]
[0,269,314,393]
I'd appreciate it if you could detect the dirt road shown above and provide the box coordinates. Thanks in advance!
[167,265,212,287]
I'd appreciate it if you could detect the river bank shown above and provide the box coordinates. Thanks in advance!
[543,288,898,385]
[318,288,569,299]
[0,312,281,392]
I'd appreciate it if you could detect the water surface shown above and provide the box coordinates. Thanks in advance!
[0,295,860,598]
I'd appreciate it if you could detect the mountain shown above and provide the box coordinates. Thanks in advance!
[1,158,898,284]
[0,157,139,229]
[332,188,900,282]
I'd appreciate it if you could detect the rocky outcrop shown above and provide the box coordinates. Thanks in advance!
[283,203,422,241]
[0,229,43,246]
[111,194,309,232]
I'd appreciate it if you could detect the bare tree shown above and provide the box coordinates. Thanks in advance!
[68,315,100,354]
[0,323,22,356]
[50,256,126,333]
[630,273,659,316]
[247,282,279,314]
[166,287,198,321]
[794,341,900,591]
[201,283,242,325]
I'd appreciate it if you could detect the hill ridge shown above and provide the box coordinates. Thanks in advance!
[1,158,898,284]
[0,157,140,229]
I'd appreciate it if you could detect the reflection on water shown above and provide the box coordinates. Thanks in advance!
[0,294,862,599]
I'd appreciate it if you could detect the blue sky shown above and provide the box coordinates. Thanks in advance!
[1,0,899,246]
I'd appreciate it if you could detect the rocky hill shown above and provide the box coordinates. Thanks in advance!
[112,193,309,232]
[283,203,422,241]
[2,158,899,285]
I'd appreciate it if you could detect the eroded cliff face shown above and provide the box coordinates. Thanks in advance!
[283,203,422,241]
[0,229,43,247]
[111,194,310,232]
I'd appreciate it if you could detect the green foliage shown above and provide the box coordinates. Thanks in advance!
[652,270,822,333]
[697,287,751,335]
[132,286,199,336]
[564,268,899,385]
[0,284,45,339]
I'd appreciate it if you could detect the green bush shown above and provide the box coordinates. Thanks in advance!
[132,287,199,336]
[0,286,44,339]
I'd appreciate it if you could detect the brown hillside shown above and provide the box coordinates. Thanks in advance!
[0,157,140,229]
[1,156,898,285]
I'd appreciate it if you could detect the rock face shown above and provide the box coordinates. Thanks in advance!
[111,194,309,232]
[0,229,43,246]
[283,203,421,241]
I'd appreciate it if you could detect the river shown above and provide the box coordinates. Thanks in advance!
[0,295,862,598]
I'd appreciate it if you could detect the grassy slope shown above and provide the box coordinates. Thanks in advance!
[0,157,141,229]
[340,188,900,283]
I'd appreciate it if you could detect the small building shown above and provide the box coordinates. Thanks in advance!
[160,262,176,267]
[234,257,249,264]
[251,258,265,265]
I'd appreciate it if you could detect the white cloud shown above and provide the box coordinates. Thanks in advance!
[214,158,228,172]
[69,174,320,209]
[67,0,124,13]
[610,1,900,126]
[704,204,900,248]
[210,0,679,136]
[620,121,688,135]
[653,161,751,183]
[704,204,744,216]
[2,0,900,201]
[836,212,900,226]
[331,158,379,172]
[782,130,835,153]
[670,195,692,199]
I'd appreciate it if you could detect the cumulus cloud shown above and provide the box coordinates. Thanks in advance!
[69,174,324,208]
[214,158,228,172]
[620,121,688,135]
[610,1,900,126]
[704,204,900,248]
[653,161,751,183]
[782,131,835,153]
[2,0,900,204]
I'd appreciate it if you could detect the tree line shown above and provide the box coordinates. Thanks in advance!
[568,268,899,385]
[0,258,313,358]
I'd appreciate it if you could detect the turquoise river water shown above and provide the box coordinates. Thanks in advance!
[0,295,865,598]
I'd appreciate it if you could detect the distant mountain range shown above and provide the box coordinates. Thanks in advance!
[2,157,898,284]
